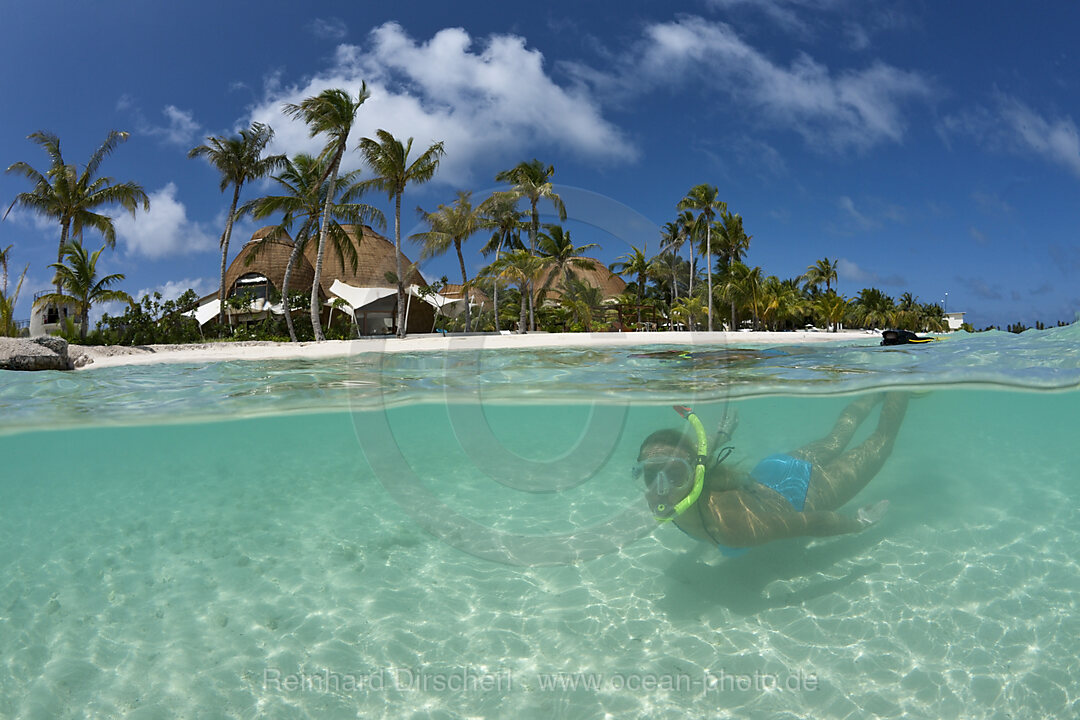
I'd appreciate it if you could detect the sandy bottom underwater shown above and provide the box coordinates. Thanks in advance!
[1,391,1078,719]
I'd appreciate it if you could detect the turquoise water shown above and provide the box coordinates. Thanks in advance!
[2,327,1079,718]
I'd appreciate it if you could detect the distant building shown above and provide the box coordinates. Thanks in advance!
[191,225,442,335]
[29,291,82,337]
[534,259,626,303]
[945,311,966,331]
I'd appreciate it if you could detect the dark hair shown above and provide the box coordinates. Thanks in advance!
[638,428,697,461]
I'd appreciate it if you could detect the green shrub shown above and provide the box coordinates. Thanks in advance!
[95,290,203,345]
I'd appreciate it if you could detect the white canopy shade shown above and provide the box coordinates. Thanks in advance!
[406,284,464,316]
[192,300,221,327]
[328,280,396,311]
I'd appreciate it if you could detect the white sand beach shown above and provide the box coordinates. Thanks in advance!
[71,330,880,370]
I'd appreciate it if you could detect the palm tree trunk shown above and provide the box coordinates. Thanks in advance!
[493,236,504,332]
[528,201,538,331]
[670,256,677,330]
[727,251,736,332]
[282,238,303,342]
[311,153,342,342]
[80,305,89,341]
[218,187,240,327]
[706,222,713,332]
[56,220,71,296]
[518,282,528,334]
[454,239,471,333]
[394,191,407,338]
[687,245,694,296]
[636,271,643,327]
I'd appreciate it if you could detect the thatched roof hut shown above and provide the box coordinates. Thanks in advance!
[224,227,315,299]
[535,258,626,302]
[442,283,490,305]
[302,225,426,298]
[223,225,426,300]
[217,225,435,334]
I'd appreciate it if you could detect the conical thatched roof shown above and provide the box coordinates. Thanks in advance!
[302,225,425,297]
[536,257,626,302]
[224,228,315,297]
[442,284,490,304]
[224,225,425,300]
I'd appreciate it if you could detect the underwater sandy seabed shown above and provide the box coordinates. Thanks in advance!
[1,389,1078,719]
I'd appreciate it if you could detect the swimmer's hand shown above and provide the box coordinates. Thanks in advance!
[856,500,890,528]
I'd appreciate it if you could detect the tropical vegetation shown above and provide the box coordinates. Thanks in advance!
[189,122,285,328]
[358,129,445,338]
[0,245,28,337]
[35,242,132,340]
[4,87,1068,345]
[241,153,383,342]
[5,131,148,295]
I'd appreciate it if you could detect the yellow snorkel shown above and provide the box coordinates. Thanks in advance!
[655,405,708,522]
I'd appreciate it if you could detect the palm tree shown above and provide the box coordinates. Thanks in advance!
[5,131,149,294]
[918,301,947,332]
[560,276,604,331]
[189,122,285,327]
[851,287,896,329]
[737,264,765,329]
[815,291,849,332]
[677,210,699,295]
[804,257,838,294]
[479,192,525,332]
[412,191,486,332]
[678,184,726,331]
[482,249,541,333]
[0,244,11,297]
[358,130,445,338]
[535,225,599,307]
[243,153,384,341]
[610,245,650,327]
[282,87,369,340]
[715,210,751,330]
[671,295,706,332]
[36,242,131,340]
[495,159,567,331]
[659,220,689,306]
[0,255,28,338]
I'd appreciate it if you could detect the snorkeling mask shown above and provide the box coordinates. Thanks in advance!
[637,405,709,521]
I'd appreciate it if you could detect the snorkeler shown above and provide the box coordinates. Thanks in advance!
[636,392,908,552]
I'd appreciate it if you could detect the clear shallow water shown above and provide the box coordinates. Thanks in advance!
[1,325,1079,718]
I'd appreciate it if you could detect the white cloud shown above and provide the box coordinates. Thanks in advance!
[568,16,931,152]
[307,17,347,40]
[150,106,202,146]
[838,257,905,287]
[705,0,912,50]
[998,99,1080,178]
[118,95,203,147]
[245,22,636,186]
[4,207,58,234]
[706,0,833,35]
[838,196,875,230]
[135,277,217,302]
[114,183,216,259]
[943,95,1080,179]
[91,278,214,324]
[837,257,872,282]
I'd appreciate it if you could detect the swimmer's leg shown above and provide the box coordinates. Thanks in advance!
[803,393,909,512]
[789,393,883,467]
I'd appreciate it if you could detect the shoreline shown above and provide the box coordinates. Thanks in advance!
[69,330,881,370]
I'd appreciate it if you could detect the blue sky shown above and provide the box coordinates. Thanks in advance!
[3,0,1079,328]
